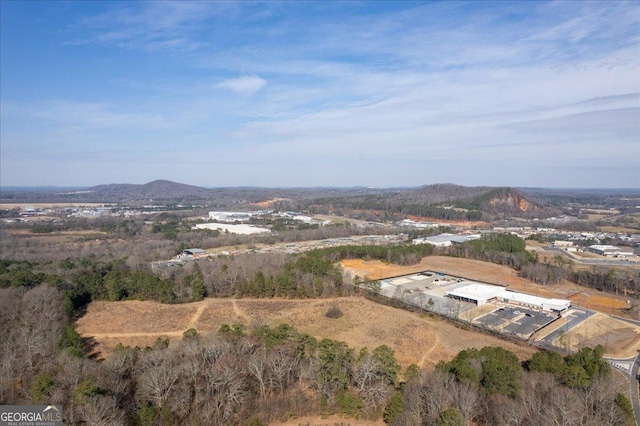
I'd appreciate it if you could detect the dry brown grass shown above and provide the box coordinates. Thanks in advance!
[76,300,200,334]
[76,296,537,364]
[556,313,640,358]
[0,203,112,209]
[252,198,291,208]
[406,215,487,228]
[341,256,632,316]
[277,415,385,426]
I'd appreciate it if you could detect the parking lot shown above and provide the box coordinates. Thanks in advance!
[474,306,557,337]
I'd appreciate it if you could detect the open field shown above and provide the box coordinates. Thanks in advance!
[598,225,640,234]
[76,296,538,365]
[278,415,385,426]
[342,256,538,288]
[406,215,487,228]
[0,203,113,209]
[340,256,632,315]
[553,313,640,359]
[252,198,291,208]
[4,228,108,237]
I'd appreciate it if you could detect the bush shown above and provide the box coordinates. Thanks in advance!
[615,392,634,422]
[325,303,344,319]
[335,389,363,417]
[383,391,404,423]
[437,407,464,426]
[183,328,197,338]
[58,323,84,357]
[30,372,53,402]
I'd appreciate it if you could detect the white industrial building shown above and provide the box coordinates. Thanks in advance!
[208,211,269,222]
[178,248,210,259]
[588,245,635,257]
[398,219,447,229]
[413,233,482,247]
[446,283,570,313]
[446,284,505,304]
[553,241,574,248]
[194,223,271,235]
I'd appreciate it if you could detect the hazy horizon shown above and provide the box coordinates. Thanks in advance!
[1,1,639,188]
[2,179,640,192]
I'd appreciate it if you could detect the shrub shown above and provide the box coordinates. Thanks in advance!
[335,389,363,417]
[383,391,404,424]
[325,303,343,319]
[437,407,464,426]
[30,372,53,402]
[183,328,197,338]
[615,392,634,422]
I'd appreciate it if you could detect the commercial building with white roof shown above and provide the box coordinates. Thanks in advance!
[194,223,271,235]
[588,245,635,257]
[446,283,570,313]
[413,233,482,247]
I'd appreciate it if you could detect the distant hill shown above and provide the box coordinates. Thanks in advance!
[400,183,494,204]
[0,180,550,219]
[0,180,393,205]
[299,184,549,221]
[375,184,543,215]
[87,180,210,201]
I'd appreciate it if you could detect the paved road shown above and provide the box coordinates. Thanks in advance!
[612,314,640,328]
[630,354,640,425]
[548,246,639,266]
[540,308,595,346]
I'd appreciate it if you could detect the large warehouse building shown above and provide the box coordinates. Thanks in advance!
[588,245,635,257]
[194,223,271,235]
[446,283,571,313]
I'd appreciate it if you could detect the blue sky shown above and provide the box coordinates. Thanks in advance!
[1,1,638,188]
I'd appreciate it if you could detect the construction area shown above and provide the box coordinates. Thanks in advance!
[375,270,568,341]
[343,257,640,358]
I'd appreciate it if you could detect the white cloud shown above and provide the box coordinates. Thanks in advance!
[216,75,267,97]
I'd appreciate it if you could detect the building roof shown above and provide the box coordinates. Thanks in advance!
[446,284,570,309]
[424,233,482,244]
[446,284,505,302]
[589,244,620,250]
[183,248,206,254]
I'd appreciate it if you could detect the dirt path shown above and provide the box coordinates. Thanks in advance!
[88,331,183,338]
[232,298,252,323]
[79,296,538,362]
[187,302,208,329]
[418,330,439,367]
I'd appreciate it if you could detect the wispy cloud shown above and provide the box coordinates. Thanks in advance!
[65,1,234,52]
[31,100,170,130]
[216,75,267,97]
[2,1,638,187]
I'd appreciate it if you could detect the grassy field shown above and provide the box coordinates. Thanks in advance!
[76,296,538,365]
[0,203,113,209]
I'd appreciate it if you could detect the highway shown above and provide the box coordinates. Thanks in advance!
[546,246,639,267]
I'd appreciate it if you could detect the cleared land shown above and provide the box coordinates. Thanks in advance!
[340,256,631,315]
[0,203,113,209]
[76,296,537,365]
[406,215,487,228]
[554,313,640,359]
